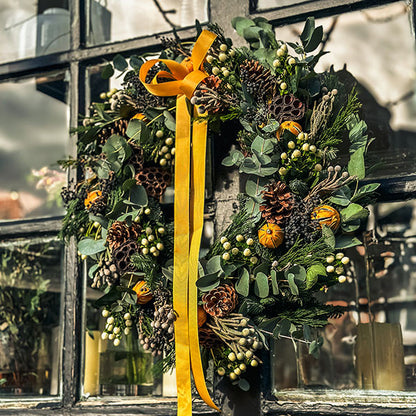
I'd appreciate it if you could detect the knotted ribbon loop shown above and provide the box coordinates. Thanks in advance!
[139,30,219,416]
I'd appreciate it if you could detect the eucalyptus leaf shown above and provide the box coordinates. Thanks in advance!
[322,225,335,249]
[101,63,114,79]
[300,17,315,46]
[270,270,281,295]
[236,268,250,297]
[340,203,368,223]
[351,183,380,203]
[128,185,148,207]
[335,235,362,249]
[254,272,269,298]
[238,378,251,392]
[113,54,128,71]
[206,255,223,274]
[78,238,106,256]
[304,25,323,53]
[126,119,151,144]
[287,273,299,296]
[306,264,327,289]
[163,110,176,131]
[232,17,255,37]
[88,264,99,280]
[195,272,220,292]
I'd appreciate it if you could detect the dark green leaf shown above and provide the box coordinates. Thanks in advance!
[122,178,137,192]
[303,324,312,342]
[94,286,121,307]
[163,110,176,131]
[351,183,380,203]
[243,26,263,42]
[236,268,250,297]
[232,17,255,36]
[304,26,323,53]
[222,149,244,167]
[274,318,291,337]
[335,235,362,249]
[329,188,351,207]
[341,219,361,233]
[262,121,280,133]
[254,272,269,298]
[89,213,108,229]
[78,238,106,256]
[113,54,128,71]
[195,273,220,292]
[270,270,281,295]
[348,147,365,179]
[322,225,335,249]
[101,64,114,79]
[340,203,368,223]
[129,185,148,207]
[129,55,144,70]
[285,265,306,283]
[300,17,315,46]
[126,119,151,144]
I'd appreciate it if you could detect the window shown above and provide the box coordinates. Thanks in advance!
[1,0,415,415]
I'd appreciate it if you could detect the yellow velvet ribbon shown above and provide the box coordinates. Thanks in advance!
[139,30,219,416]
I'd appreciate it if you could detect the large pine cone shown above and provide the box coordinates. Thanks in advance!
[260,181,294,225]
[202,284,238,318]
[135,167,171,199]
[240,59,276,100]
[112,240,139,274]
[106,221,141,250]
[97,119,129,145]
[199,327,221,349]
[268,94,305,124]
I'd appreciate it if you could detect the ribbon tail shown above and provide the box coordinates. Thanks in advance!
[173,95,192,416]
[189,115,220,412]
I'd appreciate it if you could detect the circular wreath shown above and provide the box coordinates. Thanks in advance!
[59,17,378,392]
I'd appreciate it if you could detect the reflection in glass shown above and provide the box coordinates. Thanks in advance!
[253,0,307,12]
[274,2,416,179]
[0,238,62,396]
[0,0,69,64]
[87,0,208,46]
[0,73,69,221]
[272,199,416,392]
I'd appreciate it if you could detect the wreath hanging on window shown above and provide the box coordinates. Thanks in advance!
[59,16,378,411]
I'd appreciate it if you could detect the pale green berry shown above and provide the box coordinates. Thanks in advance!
[276,48,286,57]
[288,57,296,65]
[292,149,301,158]
[250,257,258,265]
[236,234,244,242]
[150,246,157,253]
[250,359,259,367]
[124,327,131,335]
[156,130,163,138]
[153,250,160,257]
[234,368,241,376]
[242,328,250,336]
[160,158,167,166]
[158,227,165,234]
[245,350,253,359]
[212,67,220,75]
[326,256,335,264]
[229,49,236,57]
[148,234,155,242]
[102,309,110,318]
[141,238,149,246]
[280,82,287,90]
[142,247,149,255]
[165,137,174,146]
[220,236,228,244]
[246,238,254,246]
[288,141,295,149]
[238,338,247,346]
[326,265,335,273]
[144,208,151,215]
[220,44,228,52]
[273,59,281,67]
[123,312,131,320]
[156,242,164,251]
[228,352,236,361]
[222,69,230,77]
[335,267,344,275]
[341,256,350,265]
[309,145,317,153]
[108,333,115,340]
[223,242,231,250]
[239,363,247,371]
[243,248,251,257]
[101,332,109,340]
[99,92,107,100]
[106,316,115,325]
[106,324,113,332]
[219,52,227,62]
[81,254,87,260]
[281,152,288,160]
[125,320,133,327]
[237,352,244,361]
[165,153,172,160]
[113,327,121,335]
[297,132,305,141]
[338,275,347,283]
[217,367,226,376]
[113,338,121,347]
[93,221,100,228]
[336,252,344,260]
[222,252,230,261]
[161,145,169,153]
[279,167,287,176]
[206,55,214,63]
[229,372,237,380]
[315,164,323,172]
[231,247,239,255]
[171,148,175,155]
[302,143,310,151]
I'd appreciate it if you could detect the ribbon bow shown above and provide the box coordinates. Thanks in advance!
[139,30,219,416]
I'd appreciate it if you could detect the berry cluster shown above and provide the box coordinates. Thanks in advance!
[220,235,259,266]
[139,225,165,258]
[153,129,175,168]
[101,310,134,347]
[325,252,350,284]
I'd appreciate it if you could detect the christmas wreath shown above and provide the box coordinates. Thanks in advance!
[59,16,378,412]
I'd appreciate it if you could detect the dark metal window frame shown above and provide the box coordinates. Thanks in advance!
[0,0,415,414]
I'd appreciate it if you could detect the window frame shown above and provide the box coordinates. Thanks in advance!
[0,0,415,415]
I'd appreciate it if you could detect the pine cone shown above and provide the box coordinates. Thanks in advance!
[135,167,172,199]
[268,94,305,124]
[97,119,129,145]
[112,240,139,274]
[199,327,221,349]
[260,181,294,225]
[240,59,277,100]
[202,284,238,317]
[106,221,141,250]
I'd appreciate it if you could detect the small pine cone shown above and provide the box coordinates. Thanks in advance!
[240,59,277,100]
[202,284,238,318]
[135,167,172,199]
[199,327,221,349]
[268,94,305,124]
[97,119,129,145]
[106,221,141,250]
[112,240,139,274]
[260,181,294,225]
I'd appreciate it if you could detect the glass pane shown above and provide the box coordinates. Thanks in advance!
[87,0,208,46]
[273,2,416,179]
[0,0,70,64]
[254,0,308,12]
[0,237,62,396]
[0,72,69,221]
